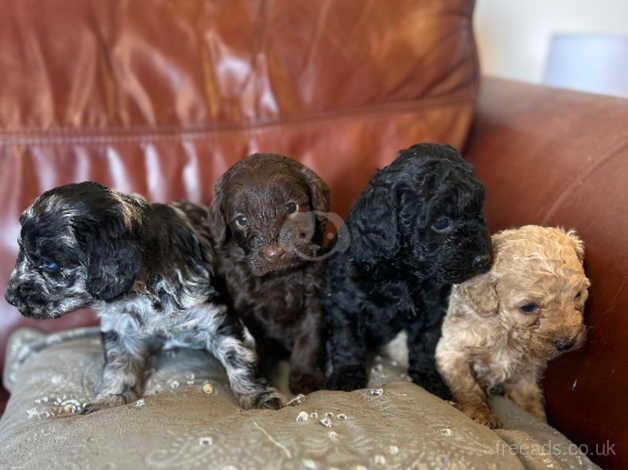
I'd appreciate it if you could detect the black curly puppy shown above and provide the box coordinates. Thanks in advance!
[323,143,492,398]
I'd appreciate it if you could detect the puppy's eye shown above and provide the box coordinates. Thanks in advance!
[42,261,59,272]
[286,202,299,216]
[519,303,540,314]
[575,291,582,300]
[234,215,248,228]
[431,216,452,233]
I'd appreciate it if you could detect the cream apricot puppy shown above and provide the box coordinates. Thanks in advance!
[436,226,590,428]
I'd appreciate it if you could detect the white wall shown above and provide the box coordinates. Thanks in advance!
[475,0,628,83]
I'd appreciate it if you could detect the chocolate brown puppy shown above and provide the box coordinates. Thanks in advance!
[209,153,329,394]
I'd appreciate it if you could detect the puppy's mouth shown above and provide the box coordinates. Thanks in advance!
[248,249,306,276]
[5,289,46,318]
[555,338,576,352]
[554,329,587,353]
[11,304,64,320]
[250,256,304,277]
[5,291,81,320]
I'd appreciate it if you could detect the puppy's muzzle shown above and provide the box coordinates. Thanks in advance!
[554,338,576,352]
[262,245,285,263]
[4,280,46,317]
[554,328,586,352]
[4,280,32,307]
[4,284,18,306]
[472,254,492,272]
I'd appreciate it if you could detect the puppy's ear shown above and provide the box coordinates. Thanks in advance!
[454,273,499,316]
[281,158,330,213]
[349,178,400,265]
[299,164,330,237]
[301,165,330,214]
[82,220,141,301]
[209,175,228,245]
[565,229,585,262]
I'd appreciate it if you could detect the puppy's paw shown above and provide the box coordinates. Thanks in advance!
[289,368,325,395]
[81,394,127,414]
[461,404,501,429]
[327,365,367,391]
[408,370,452,400]
[81,388,140,414]
[238,388,285,410]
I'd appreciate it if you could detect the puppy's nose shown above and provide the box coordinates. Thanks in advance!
[4,286,17,306]
[5,282,32,306]
[473,254,492,271]
[554,337,576,352]
[262,245,285,262]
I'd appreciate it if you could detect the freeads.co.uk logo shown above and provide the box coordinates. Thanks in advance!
[279,211,350,261]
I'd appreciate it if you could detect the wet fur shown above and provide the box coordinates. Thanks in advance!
[5,182,282,412]
[323,144,492,398]
[436,226,589,427]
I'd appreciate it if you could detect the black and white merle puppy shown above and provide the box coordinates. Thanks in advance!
[323,143,492,398]
[4,182,283,412]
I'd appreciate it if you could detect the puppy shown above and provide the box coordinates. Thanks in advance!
[209,153,330,395]
[324,143,492,398]
[436,226,589,428]
[4,182,283,412]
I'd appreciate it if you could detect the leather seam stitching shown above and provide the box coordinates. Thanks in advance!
[0,92,475,145]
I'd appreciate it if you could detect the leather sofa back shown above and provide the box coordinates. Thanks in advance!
[0,0,479,380]
[467,78,628,469]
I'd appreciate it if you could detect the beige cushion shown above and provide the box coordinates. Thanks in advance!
[1,328,598,469]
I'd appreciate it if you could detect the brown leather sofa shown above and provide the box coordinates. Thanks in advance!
[467,78,628,469]
[0,2,626,468]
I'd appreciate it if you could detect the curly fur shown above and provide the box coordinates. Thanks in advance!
[323,143,492,398]
[436,225,589,428]
[4,182,283,412]
[209,153,330,395]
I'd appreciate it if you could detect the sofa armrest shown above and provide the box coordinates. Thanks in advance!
[466,77,628,469]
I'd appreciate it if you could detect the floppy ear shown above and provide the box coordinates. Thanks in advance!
[280,158,330,238]
[566,229,585,262]
[208,174,228,246]
[300,164,330,238]
[349,177,400,265]
[453,272,499,316]
[283,158,330,214]
[300,165,330,214]
[82,220,141,301]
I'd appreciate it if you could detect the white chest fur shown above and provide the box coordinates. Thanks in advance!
[95,295,226,350]
[470,343,527,390]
